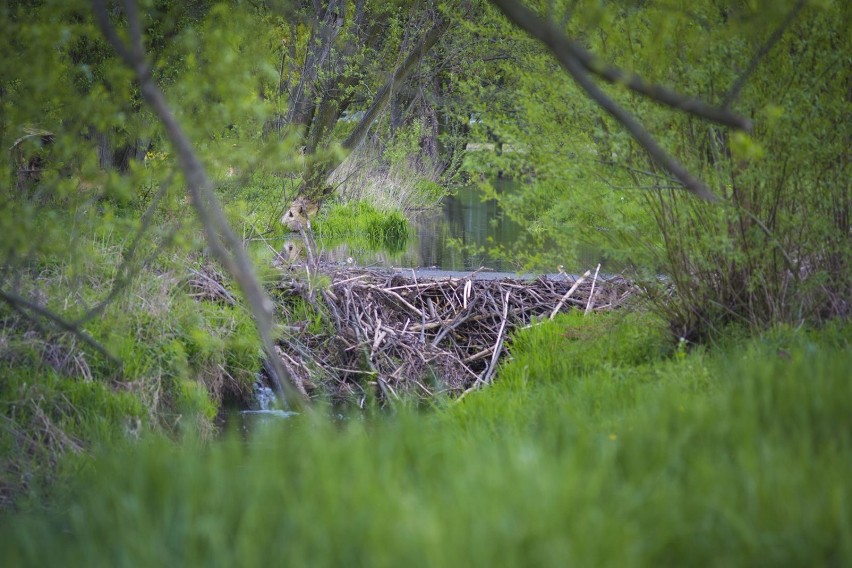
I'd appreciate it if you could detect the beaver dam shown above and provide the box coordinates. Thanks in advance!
[259,264,637,405]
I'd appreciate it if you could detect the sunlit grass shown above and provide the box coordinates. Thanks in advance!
[3,313,849,566]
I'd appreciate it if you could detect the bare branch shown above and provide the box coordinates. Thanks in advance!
[722,0,807,108]
[92,0,307,409]
[490,0,751,131]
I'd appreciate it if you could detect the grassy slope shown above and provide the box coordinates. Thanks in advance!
[2,311,849,566]
[0,180,424,509]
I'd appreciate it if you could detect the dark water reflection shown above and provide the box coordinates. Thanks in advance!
[315,179,613,273]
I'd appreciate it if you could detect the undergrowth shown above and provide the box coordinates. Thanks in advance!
[2,312,849,566]
[0,224,264,509]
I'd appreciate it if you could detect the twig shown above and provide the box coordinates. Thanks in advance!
[584,264,601,315]
[481,290,510,386]
[550,270,591,319]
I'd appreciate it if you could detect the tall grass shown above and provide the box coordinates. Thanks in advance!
[0,217,264,507]
[3,313,849,566]
[313,200,410,252]
[329,131,449,215]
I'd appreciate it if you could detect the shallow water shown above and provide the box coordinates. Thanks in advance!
[314,180,613,272]
[226,384,298,432]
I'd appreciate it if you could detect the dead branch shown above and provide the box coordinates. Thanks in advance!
[271,265,636,404]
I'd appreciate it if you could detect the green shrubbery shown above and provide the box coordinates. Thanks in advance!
[3,314,849,565]
[2,1,849,562]
[460,1,850,339]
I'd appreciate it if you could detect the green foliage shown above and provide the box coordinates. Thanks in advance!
[457,1,850,334]
[313,200,410,252]
[2,1,849,559]
[2,317,849,565]
[626,1,851,337]
[0,217,265,505]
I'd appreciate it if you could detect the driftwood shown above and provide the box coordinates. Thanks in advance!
[272,265,636,405]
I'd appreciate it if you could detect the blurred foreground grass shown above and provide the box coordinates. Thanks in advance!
[2,312,850,566]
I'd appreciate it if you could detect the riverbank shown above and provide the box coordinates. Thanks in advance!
[3,313,849,565]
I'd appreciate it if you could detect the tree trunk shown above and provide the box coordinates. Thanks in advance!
[286,15,450,220]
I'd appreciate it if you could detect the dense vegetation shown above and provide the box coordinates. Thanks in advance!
[1,0,849,563]
[3,313,850,565]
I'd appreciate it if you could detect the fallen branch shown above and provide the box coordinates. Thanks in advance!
[271,265,635,403]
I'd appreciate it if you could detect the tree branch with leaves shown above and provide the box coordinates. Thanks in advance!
[488,0,755,201]
[91,0,306,410]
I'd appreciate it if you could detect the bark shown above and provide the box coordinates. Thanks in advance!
[93,0,306,409]
[296,15,450,205]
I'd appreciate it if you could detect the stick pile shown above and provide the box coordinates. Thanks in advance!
[273,266,635,405]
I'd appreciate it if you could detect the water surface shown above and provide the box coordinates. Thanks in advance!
[312,179,615,273]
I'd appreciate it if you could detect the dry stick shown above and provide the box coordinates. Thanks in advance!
[431,309,476,347]
[334,273,371,286]
[187,267,237,305]
[367,285,422,316]
[480,290,511,386]
[464,346,495,364]
[550,270,591,319]
[584,264,602,315]
[92,0,304,410]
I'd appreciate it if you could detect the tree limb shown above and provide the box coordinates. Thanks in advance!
[92,0,306,409]
[490,0,751,131]
[490,0,719,201]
